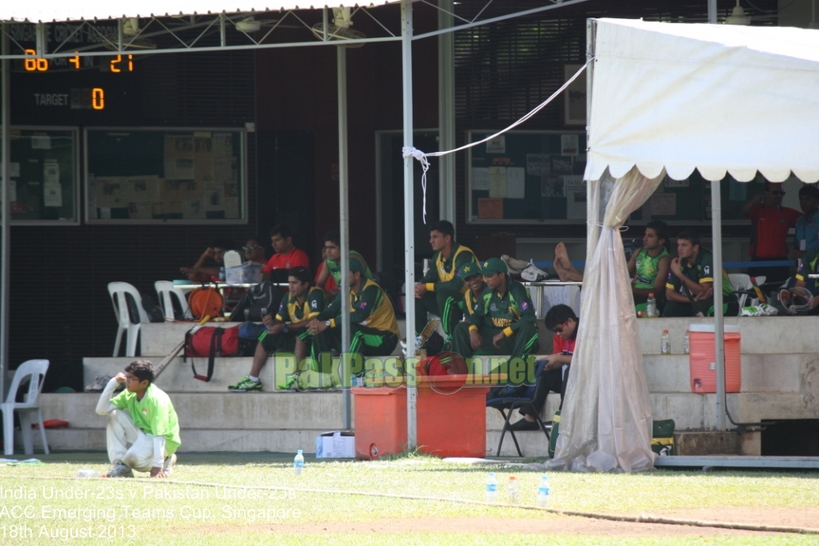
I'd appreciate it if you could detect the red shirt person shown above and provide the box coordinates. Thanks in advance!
[742,182,801,285]
[262,223,310,282]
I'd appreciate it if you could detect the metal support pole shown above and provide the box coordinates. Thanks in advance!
[1,26,10,398]
[708,0,718,24]
[401,0,417,450]
[710,179,726,430]
[338,46,352,429]
[438,0,455,224]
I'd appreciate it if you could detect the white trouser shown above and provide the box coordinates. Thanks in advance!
[107,410,166,472]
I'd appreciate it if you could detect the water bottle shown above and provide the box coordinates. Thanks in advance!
[293,449,304,476]
[661,329,671,355]
[219,266,226,282]
[507,476,519,504]
[485,472,498,503]
[646,293,657,318]
[76,469,101,478]
[537,475,550,507]
[683,330,690,355]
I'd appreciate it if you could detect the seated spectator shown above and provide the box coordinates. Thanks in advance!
[795,185,819,260]
[262,224,310,282]
[506,304,577,431]
[457,262,486,321]
[663,229,738,317]
[308,257,400,360]
[415,220,478,348]
[315,230,373,298]
[243,238,266,264]
[228,267,326,392]
[742,182,801,286]
[793,245,819,313]
[451,257,539,360]
[180,240,232,282]
[627,220,671,312]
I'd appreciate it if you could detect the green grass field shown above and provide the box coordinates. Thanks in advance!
[0,452,817,545]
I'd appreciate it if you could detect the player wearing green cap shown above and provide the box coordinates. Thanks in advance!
[451,257,539,359]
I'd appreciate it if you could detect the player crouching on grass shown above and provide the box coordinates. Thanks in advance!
[95,360,181,478]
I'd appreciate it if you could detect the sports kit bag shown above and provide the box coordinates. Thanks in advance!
[230,281,280,321]
[188,287,224,320]
[237,321,266,356]
[184,326,239,381]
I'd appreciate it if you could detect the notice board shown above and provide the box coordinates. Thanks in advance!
[467,130,587,224]
[85,128,245,223]
[6,127,79,224]
[467,129,757,225]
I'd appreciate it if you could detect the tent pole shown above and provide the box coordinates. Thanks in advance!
[401,0,417,450]
[337,45,352,429]
[710,179,726,431]
[708,0,718,24]
[0,25,9,399]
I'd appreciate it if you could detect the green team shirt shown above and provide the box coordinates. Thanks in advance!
[634,247,670,289]
[319,278,400,337]
[469,280,537,337]
[111,384,181,455]
[325,250,373,283]
[665,247,736,301]
[459,286,486,318]
[276,286,326,323]
[421,243,478,294]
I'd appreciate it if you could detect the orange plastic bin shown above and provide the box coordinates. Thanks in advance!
[353,375,489,459]
[689,324,741,393]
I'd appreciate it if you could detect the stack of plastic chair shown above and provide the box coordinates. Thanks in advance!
[155,280,193,320]
[108,282,150,357]
[1,359,50,455]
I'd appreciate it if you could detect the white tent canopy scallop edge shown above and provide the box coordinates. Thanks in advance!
[585,18,819,185]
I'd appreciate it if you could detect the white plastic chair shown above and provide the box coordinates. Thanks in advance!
[108,282,150,357]
[1,359,50,455]
[155,281,193,321]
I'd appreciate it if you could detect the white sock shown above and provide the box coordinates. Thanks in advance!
[249,375,260,382]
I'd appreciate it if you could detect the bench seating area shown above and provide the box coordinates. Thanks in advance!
[34,316,819,457]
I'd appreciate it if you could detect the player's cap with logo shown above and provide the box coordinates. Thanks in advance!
[458,262,482,281]
[481,257,508,276]
[349,257,366,274]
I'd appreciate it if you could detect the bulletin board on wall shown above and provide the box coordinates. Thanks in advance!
[466,130,588,224]
[84,128,246,223]
[6,127,80,225]
[466,129,761,225]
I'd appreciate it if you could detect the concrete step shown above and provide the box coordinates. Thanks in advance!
[86,352,819,396]
[643,353,819,393]
[139,321,409,357]
[636,316,819,355]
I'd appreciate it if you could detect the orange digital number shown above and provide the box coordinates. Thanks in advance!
[69,54,80,69]
[24,49,48,72]
[91,88,105,110]
[110,55,122,73]
[128,54,134,71]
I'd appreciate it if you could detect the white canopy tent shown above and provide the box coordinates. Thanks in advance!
[550,18,819,471]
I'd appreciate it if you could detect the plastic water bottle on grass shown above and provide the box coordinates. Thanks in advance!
[293,449,304,476]
[485,472,498,503]
[76,469,101,478]
[537,475,550,507]
[507,476,519,504]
